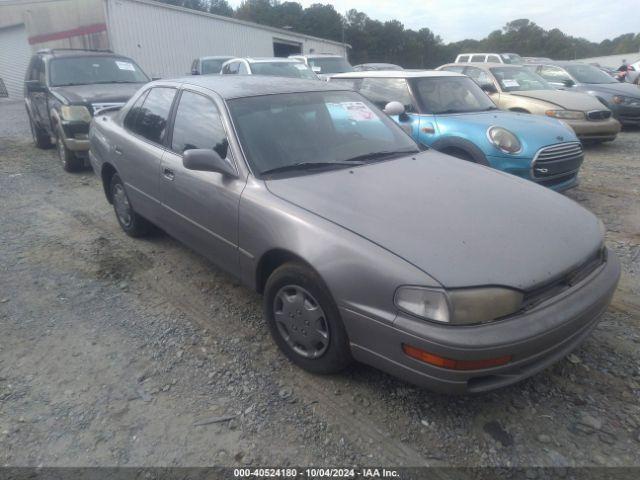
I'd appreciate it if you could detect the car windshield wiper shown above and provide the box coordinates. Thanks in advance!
[261,161,359,176]
[342,149,419,163]
[53,82,90,87]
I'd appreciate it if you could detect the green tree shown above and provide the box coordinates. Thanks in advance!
[208,0,233,17]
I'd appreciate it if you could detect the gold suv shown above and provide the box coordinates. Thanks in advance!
[439,63,621,142]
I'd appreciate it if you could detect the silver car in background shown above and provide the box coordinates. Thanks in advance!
[220,57,318,79]
[89,76,619,393]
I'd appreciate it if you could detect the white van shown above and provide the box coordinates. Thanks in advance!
[455,53,523,64]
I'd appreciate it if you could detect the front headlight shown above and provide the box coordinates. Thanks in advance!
[60,105,92,122]
[545,109,586,120]
[394,286,523,325]
[612,95,640,107]
[487,126,522,154]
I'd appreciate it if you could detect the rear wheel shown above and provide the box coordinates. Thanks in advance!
[28,113,52,149]
[264,262,352,374]
[56,130,83,172]
[110,173,152,237]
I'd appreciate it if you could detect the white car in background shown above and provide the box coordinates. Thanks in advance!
[220,57,318,79]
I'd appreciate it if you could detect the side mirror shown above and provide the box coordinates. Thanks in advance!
[383,101,406,116]
[191,69,199,75]
[25,80,45,93]
[481,83,498,94]
[562,79,575,87]
[312,66,322,73]
[151,76,162,81]
[183,148,236,177]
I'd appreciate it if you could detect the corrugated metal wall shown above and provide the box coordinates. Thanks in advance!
[105,0,348,78]
[0,24,32,99]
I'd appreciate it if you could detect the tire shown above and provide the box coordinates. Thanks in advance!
[264,262,352,374]
[56,129,83,172]
[109,173,152,238]
[28,112,52,149]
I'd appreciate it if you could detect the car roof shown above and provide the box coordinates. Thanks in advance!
[356,63,401,67]
[290,54,343,59]
[37,49,119,59]
[161,75,347,99]
[234,57,303,64]
[199,56,234,61]
[441,62,524,69]
[331,70,464,79]
[526,61,586,67]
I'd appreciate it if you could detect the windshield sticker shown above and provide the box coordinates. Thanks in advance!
[340,102,376,121]
[115,61,136,71]
[502,79,520,88]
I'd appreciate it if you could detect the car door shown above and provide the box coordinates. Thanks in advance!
[28,57,50,133]
[117,86,177,222]
[159,89,245,275]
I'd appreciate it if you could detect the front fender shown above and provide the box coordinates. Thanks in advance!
[238,178,441,328]
[430,136,490,165]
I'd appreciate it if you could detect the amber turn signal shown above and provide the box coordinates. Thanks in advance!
[402,344,512,370]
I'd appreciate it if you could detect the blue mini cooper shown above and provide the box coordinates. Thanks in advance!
[330,70,584,191]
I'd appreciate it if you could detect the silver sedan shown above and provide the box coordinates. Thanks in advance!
[89,76,620,394]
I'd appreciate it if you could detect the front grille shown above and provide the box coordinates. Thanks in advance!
[586,110,611,121]
[521,248,606,312]
[532,142,584,179]
[90,102,125,116]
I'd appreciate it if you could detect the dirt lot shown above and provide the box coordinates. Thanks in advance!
[1,99,639,468]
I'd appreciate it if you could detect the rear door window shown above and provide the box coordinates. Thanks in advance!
[457,55,470,63]
[487,55,501,63]
[470,55,486,63]
[128,87,176,144]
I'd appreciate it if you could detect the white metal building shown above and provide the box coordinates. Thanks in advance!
[577,53,640,69]
[0,0,348,99]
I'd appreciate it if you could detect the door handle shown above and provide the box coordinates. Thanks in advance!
[114,146,123,156]
[162,167,175,181]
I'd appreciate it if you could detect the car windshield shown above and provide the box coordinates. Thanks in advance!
[501,53,523,64]
[490,67,552,91]
[49,56,149,87]
[564,64,617,84]
[201,58,228,74]
[308,57,354,74]
[413,76,496,114]
[251,62,318,79]
[228,90,419,177]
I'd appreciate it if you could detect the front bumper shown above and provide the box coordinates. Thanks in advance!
[343,248,620,394]
[60,120,90,152]
[567,117,621,141]
[486,155,579,192]
[611,104,640,125]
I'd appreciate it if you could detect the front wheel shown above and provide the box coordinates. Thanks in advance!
[56,131,83,172]
[264,262,352,374]
[28,113,52,149]
[110,173,152,238]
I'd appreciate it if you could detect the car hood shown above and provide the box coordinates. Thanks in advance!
[577,82,640,98]
[509,89,606,110]
[265,151,602,290]
[433,110,577,153]
[51,83,145,105]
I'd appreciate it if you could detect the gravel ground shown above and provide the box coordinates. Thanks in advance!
[1,100,639,468]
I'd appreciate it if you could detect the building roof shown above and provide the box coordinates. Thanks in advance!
[165,75,347,99]
[331,70,464,79]
[128,0,349,49]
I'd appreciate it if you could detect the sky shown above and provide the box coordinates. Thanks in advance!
[227,0,639,43]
